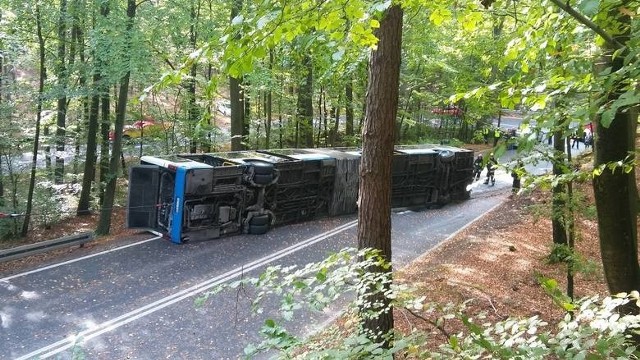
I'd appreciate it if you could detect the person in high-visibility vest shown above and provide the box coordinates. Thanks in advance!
[493,128,502,146]
[482,127,490,144]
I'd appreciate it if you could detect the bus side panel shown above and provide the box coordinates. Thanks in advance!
[169,167,187,244]
[127,165,160,229]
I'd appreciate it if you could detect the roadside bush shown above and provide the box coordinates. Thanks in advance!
[202,248,640,359]
[33,181,64,229]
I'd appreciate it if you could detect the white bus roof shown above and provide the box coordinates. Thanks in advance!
[140,155,214,169]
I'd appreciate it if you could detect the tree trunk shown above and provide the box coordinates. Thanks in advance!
[592,5,640,295]
[98,88,110,206]
[54,0,68,184]
[345,79,354,137]
[22,5,47,236]
[357,4,402,346]
[96,0,136,235]
[69,0,80,176]
[265,50,273,149]
[278,88,283,148]
[297,54,313,148]
[229,0,244,150]
[187,0,200,153]
[330,95,341,147]
[316,86,323,145]
[95,2,112,207]
[76,0,100,215]
[76,89,99,215]
[322,89,328,146]
[551,130,568,245]
[565,138,575,300]
[0,40,5,199]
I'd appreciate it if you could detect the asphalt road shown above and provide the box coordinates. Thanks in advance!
[1,169,515,359]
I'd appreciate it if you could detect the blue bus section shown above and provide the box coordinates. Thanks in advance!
[126,146,474,244]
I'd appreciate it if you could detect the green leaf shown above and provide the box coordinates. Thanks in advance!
[577,0,599,16]
[600,90,640,128]
[462,12,482,32]
[530,95,547,111]
[429,8,451,26]
[293,280,307,289]
[231,14,244,25]
[316,267,327,282]
[449,335,459,350]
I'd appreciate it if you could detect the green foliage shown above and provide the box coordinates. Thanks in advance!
[33,181,63,229]
[201,248,640,359]
[547,244,597,278]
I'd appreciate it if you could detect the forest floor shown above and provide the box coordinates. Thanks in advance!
[387,144,611,344]
[0,142,618,352]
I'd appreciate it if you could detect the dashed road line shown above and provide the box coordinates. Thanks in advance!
[15,220,358,360]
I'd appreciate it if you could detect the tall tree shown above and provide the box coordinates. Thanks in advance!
[539,0,640,295]
[77,0,109,216]
[345,79,354,137]
[296,54,314,148]
[229,0,245,151]
[551,129,568,246]
[187,0,200,153]
[265,49,273,149]
[0,10,5,200]
[22,4,47,236]
[54,0,68,184]
[357,4,402,345]
[96,0,137,235]
[589,2,639,295]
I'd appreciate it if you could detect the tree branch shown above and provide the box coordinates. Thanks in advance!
[403,307,451,339]
[548,0,624,50]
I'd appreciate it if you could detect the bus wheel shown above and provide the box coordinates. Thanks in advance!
[250,214,270,226]
[249,224,269,235]
[250,161,274,175]
[254,173,273,185]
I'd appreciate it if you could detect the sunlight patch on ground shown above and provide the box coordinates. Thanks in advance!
[445,264,486,279]
[1,309,13,328]
[479,251,498,262]
[513,258,533,270]
[83,319,98,330]
[20,291,40,300]
[25,311,47,322]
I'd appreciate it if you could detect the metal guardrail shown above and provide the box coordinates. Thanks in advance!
[0,232,94,263]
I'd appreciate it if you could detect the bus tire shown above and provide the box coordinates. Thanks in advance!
[249,224,269,235]
[249,161,274,175]
[254,174,273,185]
[250,214,270,226]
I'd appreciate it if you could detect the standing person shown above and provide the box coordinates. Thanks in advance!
[493,128,502,147]
[484,153,498,185]
[584,129,593,149]
[482,127,490,144]
[512,160,524,193]
[571,130,580,149]
[473,154,483,181]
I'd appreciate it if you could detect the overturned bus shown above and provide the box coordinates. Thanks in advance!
[126,146,474,244]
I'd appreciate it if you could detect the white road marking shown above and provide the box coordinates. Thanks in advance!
[16,220,359,360]
[0,236,162,282]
